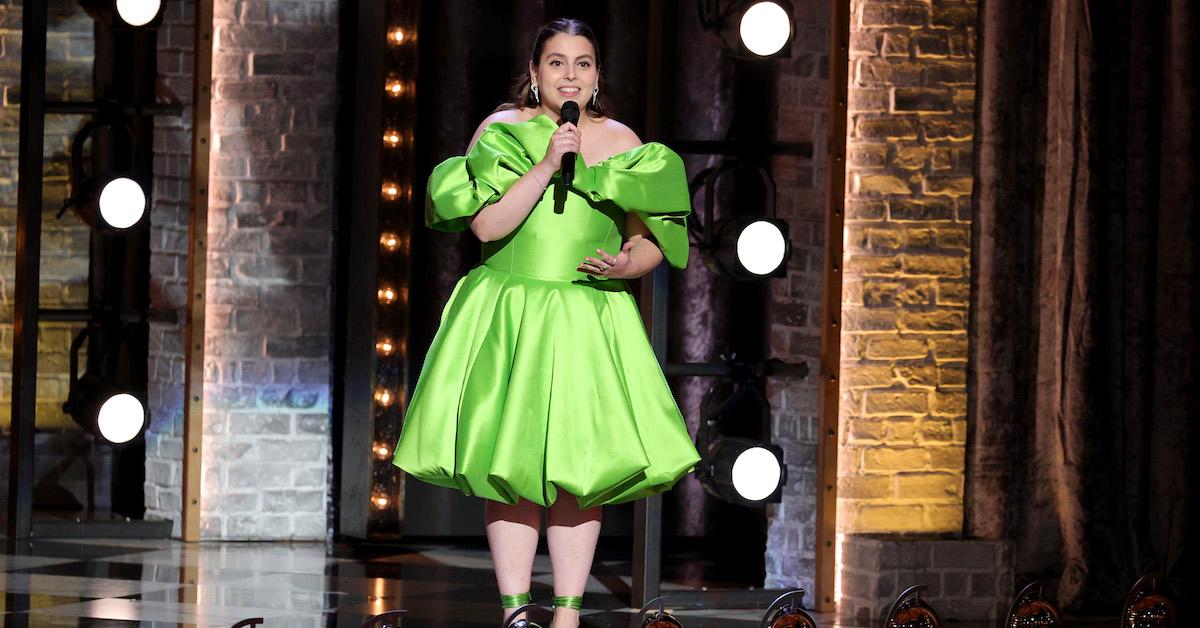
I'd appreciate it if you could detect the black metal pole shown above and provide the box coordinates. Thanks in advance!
[7,0,49,542]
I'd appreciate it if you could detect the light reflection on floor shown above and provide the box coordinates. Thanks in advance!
[0,537,889,627]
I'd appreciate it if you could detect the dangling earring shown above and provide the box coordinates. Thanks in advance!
[591,86,598,108]
[531,84,540,104]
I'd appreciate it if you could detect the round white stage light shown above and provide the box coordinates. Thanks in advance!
[736,220,787,275]
[97,393,146,444]
[731,446,783,502]
[98,177,147,229]
[739,2,792,57]
[115,0,162,26]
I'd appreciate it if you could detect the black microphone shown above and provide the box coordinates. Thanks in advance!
[560,100,580,187]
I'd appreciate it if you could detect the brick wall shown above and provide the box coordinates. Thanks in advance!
[838,536,1012,623]
[764,1,833,595]
[0,2,94,437]
[144,0,195,536]
[201,0,338,540]
[838,0,976,534]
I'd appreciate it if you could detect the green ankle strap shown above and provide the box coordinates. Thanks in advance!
[551,595,582,610]
[500,592,531,608]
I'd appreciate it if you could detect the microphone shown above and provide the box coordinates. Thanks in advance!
[560,100,580,187]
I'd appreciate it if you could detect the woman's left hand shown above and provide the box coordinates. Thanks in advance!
[579,240,636,279]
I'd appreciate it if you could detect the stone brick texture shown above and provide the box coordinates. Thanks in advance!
[0,2,95,435]
[838,535,1013,623]
[839,0,976,535]
[143,0,194,537]
[763,1,833,596]
[199,0,337,540]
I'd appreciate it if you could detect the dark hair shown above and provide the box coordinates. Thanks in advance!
[493,18,611,119]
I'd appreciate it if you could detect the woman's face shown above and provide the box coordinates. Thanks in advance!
[530,32,598,114]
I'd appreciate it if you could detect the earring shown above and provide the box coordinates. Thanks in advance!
[592,86,598,108]
[531,84,540,104]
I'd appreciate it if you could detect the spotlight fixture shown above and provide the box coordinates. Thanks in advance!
[690,159,791,280]
[697,374,787,506]
[63,325,149,445]
[1005,581,1062,628]
[382,130,402,147]
[637,596,684,627]
[387,27,407,45]
[374,388,394,406]
[698,0,795,59]
[79,0,165,28]
[385,79,405,97]
[63,117,151,231]
[377,286,397,305]
[884,585,941,628]
[1121,573,1178,628]
[376,337,396,356]
[760,589,817,628]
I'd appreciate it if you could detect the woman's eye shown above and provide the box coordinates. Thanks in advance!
[579,62,590,68]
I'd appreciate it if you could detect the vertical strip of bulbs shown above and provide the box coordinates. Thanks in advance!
[369,2,418,536]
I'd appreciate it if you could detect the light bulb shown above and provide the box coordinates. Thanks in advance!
[380,232,400,251]
[735,220,787,275]
[730,446,783,502]
[115,0,161,26]
[97,393,146,444]
[739,2,792,56]
[97,177,147,229]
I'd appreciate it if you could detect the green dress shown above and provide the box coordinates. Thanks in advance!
[391,113,700,509]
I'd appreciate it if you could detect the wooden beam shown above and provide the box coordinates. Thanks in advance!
[815,0,852,613]
[182,0,215,542]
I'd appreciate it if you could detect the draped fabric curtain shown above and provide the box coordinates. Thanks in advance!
[967,0,1198,614]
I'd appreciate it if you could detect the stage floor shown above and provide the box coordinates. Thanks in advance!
[0,537,995,627]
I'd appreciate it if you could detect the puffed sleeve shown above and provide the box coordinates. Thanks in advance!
[424,125,534,232]
[570,143,692,269]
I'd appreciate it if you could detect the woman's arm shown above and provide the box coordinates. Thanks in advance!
[464,113,556,243]
[466,111,578,242]
[621,214,665,278]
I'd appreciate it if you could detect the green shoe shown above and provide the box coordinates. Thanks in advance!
[500,592,543,628]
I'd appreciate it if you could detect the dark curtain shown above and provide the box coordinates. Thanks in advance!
[966,0,1198,615]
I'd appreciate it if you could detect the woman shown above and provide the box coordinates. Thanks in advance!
[392,18,700,628]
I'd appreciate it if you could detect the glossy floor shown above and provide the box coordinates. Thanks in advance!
[0,536,862,627]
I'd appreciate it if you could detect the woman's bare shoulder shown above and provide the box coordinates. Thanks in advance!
[596,117,642,151]
[468,109,526,151]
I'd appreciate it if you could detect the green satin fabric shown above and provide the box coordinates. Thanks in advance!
[393,114,700,508]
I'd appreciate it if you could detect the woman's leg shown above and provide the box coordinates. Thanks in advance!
[546,493,602,628]
[485,498,542,623]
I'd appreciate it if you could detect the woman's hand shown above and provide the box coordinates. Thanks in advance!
[578,240,637,279]
[539,122,581,173]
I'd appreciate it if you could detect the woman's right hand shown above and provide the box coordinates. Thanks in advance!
[539,122,581,173]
